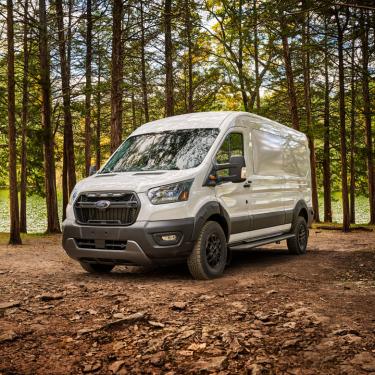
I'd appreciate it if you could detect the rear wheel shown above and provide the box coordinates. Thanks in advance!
[80,262,114,274]
[287,216,308,254]
[187,221,227,280]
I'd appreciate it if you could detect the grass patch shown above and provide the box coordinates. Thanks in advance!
[313,222,375,231]
[0,232,48,246]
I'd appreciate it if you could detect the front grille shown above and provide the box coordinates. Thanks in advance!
[75,238,127,250]
[74,192,139,226]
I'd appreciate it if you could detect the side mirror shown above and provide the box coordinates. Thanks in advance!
[89,165,97,176]
[206,155,246,186]
[228,155,246,183]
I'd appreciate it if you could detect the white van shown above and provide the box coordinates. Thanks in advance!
[62,112,313,279]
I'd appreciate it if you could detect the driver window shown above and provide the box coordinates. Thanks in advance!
[215,132,244,177]
[216,132,244,164]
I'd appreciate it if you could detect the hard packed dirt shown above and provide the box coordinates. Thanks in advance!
[0,229,375,374]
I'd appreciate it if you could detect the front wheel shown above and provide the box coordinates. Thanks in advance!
[187,221,227,280]
[80,262,114,274]
[287,216,308,254]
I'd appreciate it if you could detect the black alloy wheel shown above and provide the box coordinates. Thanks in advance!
[187,221,227,279]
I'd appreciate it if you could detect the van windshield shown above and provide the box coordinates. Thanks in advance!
[100,128,220,173]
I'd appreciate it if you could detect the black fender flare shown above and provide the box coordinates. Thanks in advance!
[192,202,231,241]
[291,200,312,229]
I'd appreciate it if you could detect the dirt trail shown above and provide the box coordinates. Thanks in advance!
[0,229,375,374]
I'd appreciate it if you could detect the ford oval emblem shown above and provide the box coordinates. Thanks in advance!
[95,200,111,210]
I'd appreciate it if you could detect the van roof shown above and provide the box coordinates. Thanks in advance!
[131,111,306,141]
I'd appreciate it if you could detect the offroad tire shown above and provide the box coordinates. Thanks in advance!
[187,221,227,280]
[80,262,114,274]
[287,216,308,255]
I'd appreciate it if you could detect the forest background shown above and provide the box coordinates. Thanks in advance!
[0,0,374,243]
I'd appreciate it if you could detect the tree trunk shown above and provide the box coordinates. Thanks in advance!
[335,10,350,232]
[85,0,92,176]
[39,0,61,233]
[185,0,193,113]
[95,34,102,171]
[20,0,29,234]
[280,14,300,131]
[237,0,248,112]
[302,6,319,222]
[360,10,375,224]
[350,31,356,224]
[140,0,149,122]
[7,0,22,245]
[131,86,137,132]
[322,19,332,223]
[165,0,174,117]
[110,0,124,152]
[55,0,76,221]
[253,0,260,110]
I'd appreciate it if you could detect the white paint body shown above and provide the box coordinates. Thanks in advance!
[65,111,312,244]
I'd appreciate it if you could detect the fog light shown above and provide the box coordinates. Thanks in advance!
[161,234,177,242]
[153,232,182,246]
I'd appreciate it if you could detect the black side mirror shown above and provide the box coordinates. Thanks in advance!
[89,165,97,176]
[228,155,246,183]
[205,155,246,186]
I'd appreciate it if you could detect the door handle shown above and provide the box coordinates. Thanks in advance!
[243,180,252,188]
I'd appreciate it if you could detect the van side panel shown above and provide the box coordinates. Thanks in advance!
[247,127,287,235]
[283,137,312,217]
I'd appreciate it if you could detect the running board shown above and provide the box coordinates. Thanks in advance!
[229,233,295,251]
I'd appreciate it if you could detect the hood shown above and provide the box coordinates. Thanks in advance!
[75,169,199,194]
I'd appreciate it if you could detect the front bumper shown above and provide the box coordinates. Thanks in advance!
[62,218,195,266]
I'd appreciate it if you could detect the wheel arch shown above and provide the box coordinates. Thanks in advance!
[192,202,230,241]
[291,200,312,228]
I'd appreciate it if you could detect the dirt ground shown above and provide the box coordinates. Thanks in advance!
[0,229,375,375]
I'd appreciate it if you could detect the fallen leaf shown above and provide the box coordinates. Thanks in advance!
[0,330,18,343]
[148,320,165,328]
[170,302,187,310]
[109,360,126,373]
[0,301,21,310]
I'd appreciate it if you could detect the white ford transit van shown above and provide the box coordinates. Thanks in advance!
[63,111,313,279]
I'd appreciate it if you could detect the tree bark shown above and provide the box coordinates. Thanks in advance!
[7,0,22,245]
[165,0,174,117]
[237,0,248,112]
[131,85,137,132]
[185,0,193,113]
[335,9,350,232]
[360,10,375,224]
[85,0,92,176]
[20,0,29,234]
[110,0,124,152]
[55,0,76,221]
[253,0,260,110]
[349,31,356,224]
[140,0,149,122]
[39,0,61,233]
[95,33,102,171]
[302,5,319,222]
[322,19,332,222]
[280,14,300,131]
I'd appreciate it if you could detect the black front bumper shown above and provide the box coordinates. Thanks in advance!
[62,218,195,266]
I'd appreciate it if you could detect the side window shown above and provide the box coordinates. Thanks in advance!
[216,133,244,164]
[216,133,244,177]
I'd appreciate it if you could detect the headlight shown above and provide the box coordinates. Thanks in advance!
[148,179,193,205]
[69,187,79,205]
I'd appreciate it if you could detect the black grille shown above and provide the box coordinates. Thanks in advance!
[74,192,139,226]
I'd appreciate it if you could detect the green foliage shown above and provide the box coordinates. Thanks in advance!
[0,0,374,232]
